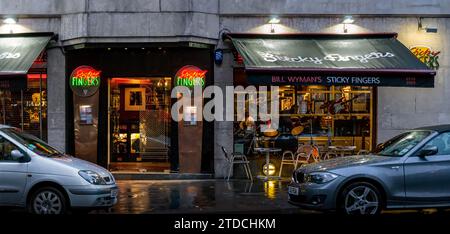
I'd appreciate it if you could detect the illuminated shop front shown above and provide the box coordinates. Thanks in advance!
[225,33,436,176]
[0,33,55,140]
[234,83,374,151]
[66,45,214,174]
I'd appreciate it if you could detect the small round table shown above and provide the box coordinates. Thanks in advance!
[254,147,282,180]
[326,146,357,158]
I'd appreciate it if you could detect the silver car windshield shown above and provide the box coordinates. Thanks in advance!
[2,128,62,157]
[375,130,432,157]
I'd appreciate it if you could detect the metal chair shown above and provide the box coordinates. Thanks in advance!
[315,144,328,160]
[279,144,320,177]
[357,149,371,155]
[221,146,253,181]
[323,151,338,160]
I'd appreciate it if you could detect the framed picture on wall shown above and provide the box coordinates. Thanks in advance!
[281,97,293,111]
[352,93,368,113]
[184,106,197,126]
[314,101,325,114]
[79,105,93,125]
[124,88,146,111]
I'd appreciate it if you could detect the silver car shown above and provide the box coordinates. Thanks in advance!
[0,125,118,214]
[288,125,450,215]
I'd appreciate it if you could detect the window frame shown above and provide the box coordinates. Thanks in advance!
[414,131,450,157]
[375,130,433,157]
[0,130,31,163]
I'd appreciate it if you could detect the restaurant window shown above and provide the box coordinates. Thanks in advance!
[0,59,47,141]
[234,84,373,155]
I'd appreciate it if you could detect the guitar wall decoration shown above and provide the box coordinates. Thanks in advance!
[320,94,362,115]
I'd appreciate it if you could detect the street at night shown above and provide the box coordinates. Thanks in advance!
[2,0,450,232]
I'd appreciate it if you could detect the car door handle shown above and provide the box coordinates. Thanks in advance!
[391,166,400,169]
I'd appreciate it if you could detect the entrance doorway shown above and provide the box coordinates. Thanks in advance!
[108,77,172,172]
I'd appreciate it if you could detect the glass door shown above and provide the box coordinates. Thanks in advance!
[108,77,171,172]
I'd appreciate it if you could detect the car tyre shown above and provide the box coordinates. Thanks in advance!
[28,186,67,215]
[338,182,382,215]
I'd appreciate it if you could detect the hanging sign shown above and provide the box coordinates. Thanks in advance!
[175,65,207,88]
[410,45,440,70]
[70,66,101,97]
[248,74,434,88]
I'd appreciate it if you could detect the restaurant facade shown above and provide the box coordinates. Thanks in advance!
[66,46,215,173]
[0,0,448,178]
[225,32,436,177]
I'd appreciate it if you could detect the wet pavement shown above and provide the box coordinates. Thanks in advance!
[4,179,450,214]
[98,180,450,215]
[104,179,313,214]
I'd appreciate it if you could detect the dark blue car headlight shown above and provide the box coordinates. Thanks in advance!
[305,172,338,184]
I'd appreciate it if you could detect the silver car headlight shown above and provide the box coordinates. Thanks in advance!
[305,172,338,184]
[78,170,107,185]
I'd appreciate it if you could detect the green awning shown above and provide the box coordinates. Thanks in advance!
[226,33,436,87]
[0,33,53,76]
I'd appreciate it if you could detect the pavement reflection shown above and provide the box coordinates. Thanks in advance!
[4,179,449,214]
[105,179,310,214]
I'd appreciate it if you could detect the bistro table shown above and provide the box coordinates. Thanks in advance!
[254,147,282,180]
[325,146,357,159]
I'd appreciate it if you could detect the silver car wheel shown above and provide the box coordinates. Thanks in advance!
[344,185,379,215]
[33,190,63,215]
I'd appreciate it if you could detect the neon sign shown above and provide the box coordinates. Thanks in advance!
[175,65,207,87]
[70,66,101,97]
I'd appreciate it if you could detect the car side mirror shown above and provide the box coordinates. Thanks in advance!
[11,149,25,162]
[417,145,438,157]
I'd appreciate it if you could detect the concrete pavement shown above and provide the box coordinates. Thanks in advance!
[104,179,313,214]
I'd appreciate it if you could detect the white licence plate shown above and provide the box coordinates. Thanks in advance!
[288,186,299,196]
[111,189,118,198]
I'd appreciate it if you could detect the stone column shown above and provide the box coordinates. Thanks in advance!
[46,44,67,152]
[214,47,234,178]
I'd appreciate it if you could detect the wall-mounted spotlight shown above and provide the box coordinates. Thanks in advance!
[268,17,281,24]
[3,17,17,24]
[418,17,438,33]
[342,15,354,33]
[2,17,18,33]
[267,17,281,33]
[342,15,354,24]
